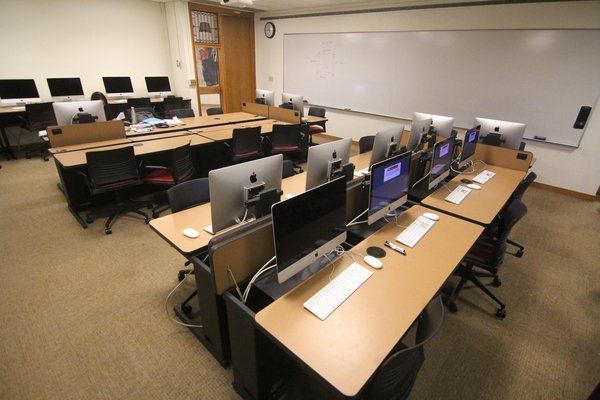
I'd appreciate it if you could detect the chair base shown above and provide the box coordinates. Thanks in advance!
[86,200,150,234]
[507,238,525,257]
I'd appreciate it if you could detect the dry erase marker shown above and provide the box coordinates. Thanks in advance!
[384,241,406,256]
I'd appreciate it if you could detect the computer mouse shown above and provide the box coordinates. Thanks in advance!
[422,212,440,221]
[364,255,383,269]
[182,228,200,238]
[467,184,481,190]
[460,178,473,184]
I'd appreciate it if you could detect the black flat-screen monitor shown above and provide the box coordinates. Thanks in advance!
[0,79,40,105]
[47,78,84,101]
[457,127,480,169]
[145,76,171,97]
[273,177,347,283]
[428,136,456,190]
[305,138,352,190]
[102,76,134,98]
[368,151,411,225]
[369,125,405,167]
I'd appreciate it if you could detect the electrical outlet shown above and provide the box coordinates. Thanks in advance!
[189,79,197,87]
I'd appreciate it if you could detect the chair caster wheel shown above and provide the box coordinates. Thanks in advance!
[492,276,502,287]
[515,250,524,258]
[447,302,458,313]
[145,217,150,224]
[86,217,94,224]
[495,308,506,319]
[152,211,159,219]
[43,157,49,162]
[105,228,112,235]
[178,272,186,282]
[181,304,192,315]
[26,155,32,159]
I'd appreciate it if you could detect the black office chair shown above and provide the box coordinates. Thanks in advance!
[80,146,150,234]
[307,107,327,145]
[206,107,223,116]
[446,199,528,318]
[227,126,264,164]
[504,171,537,257]
[269,124,305,172]
[143,141,196,218]
[125,107,157,123]
[359,135,376,154]
[90,91,108,105]
[127,97,152,108]
[169,108,195,118]
[282,159,296,178]
[21,102,56,161]
[162,96,185,118]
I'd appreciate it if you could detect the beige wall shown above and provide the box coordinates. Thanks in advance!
[254,1,600,195]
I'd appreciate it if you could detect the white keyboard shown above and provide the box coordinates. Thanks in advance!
[303,262,373,321]
[445,185,472,204]
[473,170,495,184]
[395,215,436,248]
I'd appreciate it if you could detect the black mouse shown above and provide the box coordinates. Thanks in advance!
[461,178,473,184]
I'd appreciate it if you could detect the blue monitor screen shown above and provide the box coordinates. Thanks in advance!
[369,152,411,222]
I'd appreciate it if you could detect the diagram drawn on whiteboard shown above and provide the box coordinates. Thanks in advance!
[309,41,344,79]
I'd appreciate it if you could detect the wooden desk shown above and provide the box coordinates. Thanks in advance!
[50,138,133,154]
[255,205,483,397]
[422,165,526,225]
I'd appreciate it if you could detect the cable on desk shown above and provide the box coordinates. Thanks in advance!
[164,269,203,329]
[346,208,368,227]
[411,171,430,188]
[242,256,276,303]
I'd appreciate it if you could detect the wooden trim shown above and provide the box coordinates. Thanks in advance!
[188,1,253,16]
[532,182,598,201]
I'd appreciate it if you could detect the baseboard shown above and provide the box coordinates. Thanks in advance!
[532,182,598,201]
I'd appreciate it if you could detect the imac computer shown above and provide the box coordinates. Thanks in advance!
[305,137,352,190]
[53,100,107,125]
[273,176,347,283]
[0,79,41,105]
[473,117,526,150]
[456,127,480,170]
[428,136,456,190]
[369,125,405,167]
[406,118,432,151]
[208,154,283,234]
[367,151,411,225]
[255,89,275,106]
[47,78,84,102]
[102,76,134,99]
[281,92,304,117]
[145,76,172,97]
[413,112,455,138]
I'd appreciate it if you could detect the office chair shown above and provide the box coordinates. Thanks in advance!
[359,135,376,154]
[162,96,185,118]
[80,146,150,234]
[206,107,223,116]
[127,97,152,108]
[90,91,108,105]
[446,199,528,318]
[125,107,156,123]
[167,178,210,313]
[504,171,536,257]
[227,126,264,164]
[307,107,327,145]
[169,108,195,118]
[268,124,305,173]
[20,102,56,161]
[282,159,296,178]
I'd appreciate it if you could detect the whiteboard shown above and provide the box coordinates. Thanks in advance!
[283,30,600,147]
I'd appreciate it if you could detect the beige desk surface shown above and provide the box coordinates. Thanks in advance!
[303,115,328,124]
[49,138,132,154]
[128,131,189,142]
[421,164,526,225]
[255,204,483,397]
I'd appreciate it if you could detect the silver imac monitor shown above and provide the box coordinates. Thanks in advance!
[368,151,411,225]
[406,118,432,151]
[47,78,84,102]
[457,127,480,169]
[145,76,172,97]
[255,89,275,106]
[281,92,304,117]
[428,136,456,190]
[474,117,526,150]
[0,79,41,105]
[53,100,107,125]
[305,137,352,190]
[369,125,405,167]
[413,112,455,138]
[273,176,347,284]
[102,76,134,99]
[208,154,283,234]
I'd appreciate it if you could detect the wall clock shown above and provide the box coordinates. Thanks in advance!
[264,22,276,39]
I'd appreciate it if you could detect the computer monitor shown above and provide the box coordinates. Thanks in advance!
[208,154,283,234]
[255,89,275,106]
[102,76,134,98]
[46,78,84,102]
[473,117,526,150]
[413,112,455,138]
[0,79,41,105]
[457,127,480,169]
[145,76,172,97]
[368,151,411,225]
[406,118,432,151]
[428,136,456,190]
[305,137,352,190]
[281,92,304,117]
[53,100,107,125]
[273,176,347,284]
[369,125,405,167]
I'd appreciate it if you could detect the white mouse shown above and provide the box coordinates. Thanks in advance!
[467,183,481,190]
[364,255,383,269]
[182,228,200,238]
[422,212,440,221]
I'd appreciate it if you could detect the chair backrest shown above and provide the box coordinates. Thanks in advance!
[169,108,195,118]
[127,97,152,108]
[171,142,195,184]
[90,91,108,105]
[167,177,210,213]
[511,171,537,201]
[163,97,185,115]
[85,146,142,191]
[206,107,223,116]
[271,124,302,151]
[232,127,262,157]
[126,107,156,122]
[492,198,528,265]
[282,159,295,178]
[366,295,444,400]
[308,107,326,118]
[25,102,57,128]
[359,135,375,154]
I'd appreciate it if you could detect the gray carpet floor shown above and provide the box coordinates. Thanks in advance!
[0,150,598,399]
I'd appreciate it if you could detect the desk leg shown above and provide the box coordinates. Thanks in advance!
[69,205,88,229]
[0,126,16,160]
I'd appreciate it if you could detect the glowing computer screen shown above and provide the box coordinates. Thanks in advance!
[428,136,456,190]
[368,151,411,225]
[457,127,480,169]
